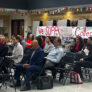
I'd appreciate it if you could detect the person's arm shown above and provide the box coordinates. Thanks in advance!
[84,47,92,61]
[46,45,54,53]
[26,42,31,46]
[84,55,92,61]
[33,51,45,65]
[23,64,30,67]
[47,50,64,63]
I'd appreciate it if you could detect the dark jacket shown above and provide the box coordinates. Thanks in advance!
[84,44,92,61]
[27,47,45,67]
[71,43,85,52]
[0,44,8,57]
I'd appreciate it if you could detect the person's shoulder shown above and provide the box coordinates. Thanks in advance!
[18,43,23,48]
[37,47,44,52]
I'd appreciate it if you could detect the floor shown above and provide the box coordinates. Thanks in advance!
[0,79,92,92]
[0,69,92,92]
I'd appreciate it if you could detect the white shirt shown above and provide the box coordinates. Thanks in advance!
[8,42,23,64]
[44,42,54,53]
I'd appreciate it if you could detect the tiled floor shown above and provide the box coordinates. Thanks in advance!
[0,80,92,92]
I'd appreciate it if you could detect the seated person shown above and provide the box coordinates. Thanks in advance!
[44,36,54,56]
[18,35,26,50]
[12,40,45,91]
[5,36,23,66]
[25,34,33,49]
[71,36,85,52]
[45,37,64,80]
[0,35,8,57]
[0,35,8,73]
[74,37,92,79]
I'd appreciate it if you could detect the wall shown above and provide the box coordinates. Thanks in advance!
[1,12,92,39]
[30,12,92,25]
[0,15,10,37]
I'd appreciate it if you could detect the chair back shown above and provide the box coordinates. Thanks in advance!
[62,52,75,64]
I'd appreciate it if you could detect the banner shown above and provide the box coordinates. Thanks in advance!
[37,26,72,37]
[72,27,92,38]
[36,26,92,39]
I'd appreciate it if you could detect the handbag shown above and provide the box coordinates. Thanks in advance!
[37,75,53,90]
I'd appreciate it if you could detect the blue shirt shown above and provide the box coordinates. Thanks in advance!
[21,39,26,50]
[46,46,64,63]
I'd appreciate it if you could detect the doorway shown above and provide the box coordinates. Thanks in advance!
[11,20,24,35]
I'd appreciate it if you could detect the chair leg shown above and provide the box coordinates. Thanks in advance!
[62,70,70,85]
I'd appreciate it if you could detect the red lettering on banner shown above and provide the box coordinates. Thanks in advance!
[45,26,51,36]
[54,26,60,36]
[45,26,60,36]
[38,28,44,35]
[50,26,55,35]
[75,27,92,37]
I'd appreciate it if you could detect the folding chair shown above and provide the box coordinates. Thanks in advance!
[55,52,75,85]
[0,57,11,89]
[20,58,46,89]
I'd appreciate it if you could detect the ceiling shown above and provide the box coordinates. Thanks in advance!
[0,0,92,10]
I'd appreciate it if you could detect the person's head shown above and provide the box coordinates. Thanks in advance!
[54,37,61,47]
[41,36,45,42]
[36,36,43,48]
[28,34,32,40]
[12,36,20,45]
[27,32,31,39]
[87,37,92,45]
[46,36,52,43]
[0,36,6,45]
[76,36,83,44]
[32,40,39,49]
[11,35,15,40]
[0,35,3,43]
[19,35,24,40]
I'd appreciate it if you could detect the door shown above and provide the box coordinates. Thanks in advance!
[20,21,24,35]
[11,20,24,35]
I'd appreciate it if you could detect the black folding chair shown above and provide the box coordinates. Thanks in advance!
[55,52,75,85]
[20,58,46,89]
[0,57,11,89]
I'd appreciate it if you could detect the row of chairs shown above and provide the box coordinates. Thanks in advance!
[0,51,92,90]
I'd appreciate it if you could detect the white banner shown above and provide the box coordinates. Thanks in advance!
[36,26,92,39]
[72,27,92,38]
[37,26,72,37]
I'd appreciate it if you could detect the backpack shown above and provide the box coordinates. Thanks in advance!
[70,72,83,84]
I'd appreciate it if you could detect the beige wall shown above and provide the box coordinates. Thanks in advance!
[1,12,92,39]
[30,12,92,26]
[0,15,10,37]
[0,14,31,39]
